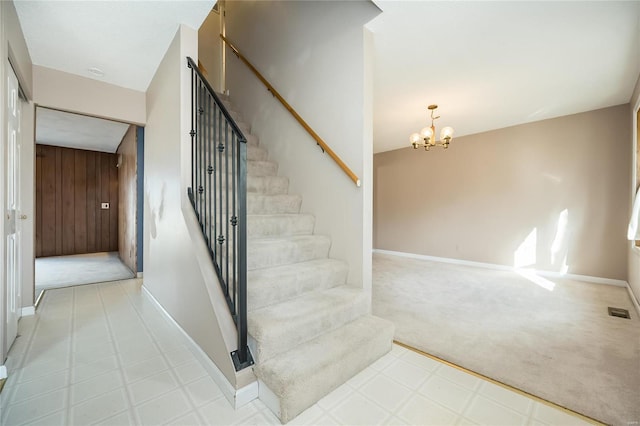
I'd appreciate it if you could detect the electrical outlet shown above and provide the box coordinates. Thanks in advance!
[101,203,110,209]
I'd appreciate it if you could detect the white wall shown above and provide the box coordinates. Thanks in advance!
[143,24,252,389]
[198,7,223,93]
[33,66,146,125]
[224,0,380,290]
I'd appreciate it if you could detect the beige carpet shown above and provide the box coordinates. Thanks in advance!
[35,252,135,298]
[372,252,640,426]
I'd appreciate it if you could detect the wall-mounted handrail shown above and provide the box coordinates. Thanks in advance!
[220,34,361,187]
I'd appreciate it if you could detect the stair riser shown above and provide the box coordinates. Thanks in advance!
[248,237,330,270]
[248,290,368,363]
[200,145,267,161]
[198,126,259,146]
[194,174,288,195]
[248,260,348,311]
[248,195,302,215]
[194,160,277,177]
[201,214,314,238]
[247,214,314,238]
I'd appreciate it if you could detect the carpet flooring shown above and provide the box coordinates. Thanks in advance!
[372,252,640,426]
[35,252,135,297]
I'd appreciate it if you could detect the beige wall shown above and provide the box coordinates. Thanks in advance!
[225,0,379,291]
[117,125,137,273]
[198,7,223,93]
[374,105,631,280]
[144,24,251,390]
[33,66,146,125]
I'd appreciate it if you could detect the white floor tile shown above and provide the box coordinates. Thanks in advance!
[71,355,119,384]
[317,382,354,411]
[435,364,482,391]
[396,393,458,425]
[69,388,129,425]
[69,370,124,405]
[286,404,324,425]
[122,355,169,383]
[464,394,526,426]
[400,350,441,372]
[3,388,67,425]
[135,388,192,425]
[183,376,224,407]
[23,409,66,426]
[418,374,474,414]
[197,396,258,425]
[331,392,391,426]
[382,359,431,390]
[173,360,208,384]
[358,374,413,412]
[127,370,179,404]
[531,402,593,426]
[8,369,69,404]
[346,366,378,389]
[478,381,532,415]
[93,410,137,426]
[165,411,204,426]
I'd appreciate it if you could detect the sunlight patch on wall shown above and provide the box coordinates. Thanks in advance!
[551,209,568,265]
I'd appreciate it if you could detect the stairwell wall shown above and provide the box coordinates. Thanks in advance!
[224,0,380,292]
[143,24,250,390]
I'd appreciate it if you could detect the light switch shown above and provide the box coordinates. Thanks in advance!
[101,203,110,209]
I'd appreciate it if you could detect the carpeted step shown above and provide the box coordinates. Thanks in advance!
[248,235,330,270]
[247,160,277,176]
[248,286,368,363]
[247,175,288,195]
[256,315,394,423]
[248,214,314,238]
[248,145,268,161]
[247,194,302,214]
[248,259,348,311]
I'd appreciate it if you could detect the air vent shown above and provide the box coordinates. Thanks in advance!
[608,307,630,319]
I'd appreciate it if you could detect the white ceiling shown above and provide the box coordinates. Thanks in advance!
[13,1,640,154]
[14,0,215,91]
[36,108,130,153]
[368,1,640,153]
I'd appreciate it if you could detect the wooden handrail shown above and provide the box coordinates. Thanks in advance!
[220,34,361,187]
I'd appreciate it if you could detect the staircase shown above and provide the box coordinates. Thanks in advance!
[218,94,395,423]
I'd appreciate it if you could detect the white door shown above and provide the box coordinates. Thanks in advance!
[6,62,22,347]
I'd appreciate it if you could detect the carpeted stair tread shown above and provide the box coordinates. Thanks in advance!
[248,235,330,270]
[248,286,368,362]
[248,213,314,237]
[248,259,348,311]
[247,194,302,214]
[255,315,394,423]
[247,175,288,194]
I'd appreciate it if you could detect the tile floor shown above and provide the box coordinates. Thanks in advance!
[0,279,594,425]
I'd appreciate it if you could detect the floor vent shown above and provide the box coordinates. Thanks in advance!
[607,307,631,319]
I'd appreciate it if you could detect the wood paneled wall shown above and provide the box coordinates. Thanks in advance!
[117,125,137,273]
[36,144,119,257]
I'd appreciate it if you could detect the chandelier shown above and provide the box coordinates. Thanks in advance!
[409,104,454,151]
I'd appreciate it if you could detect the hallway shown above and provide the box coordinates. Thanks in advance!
[0,279,591,425]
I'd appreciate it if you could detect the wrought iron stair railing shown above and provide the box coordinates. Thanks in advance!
[186,56,253,371]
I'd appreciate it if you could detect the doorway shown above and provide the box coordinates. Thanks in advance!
[33,107,141,300]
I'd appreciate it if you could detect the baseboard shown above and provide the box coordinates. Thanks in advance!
[0,365,6,379]
[21,306,35,317]
[626,284,640,317]
[136,272,144,278]
[374,249,629,288]
[140,285,258,409]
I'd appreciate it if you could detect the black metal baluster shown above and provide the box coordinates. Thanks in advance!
[232,131,237,311]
